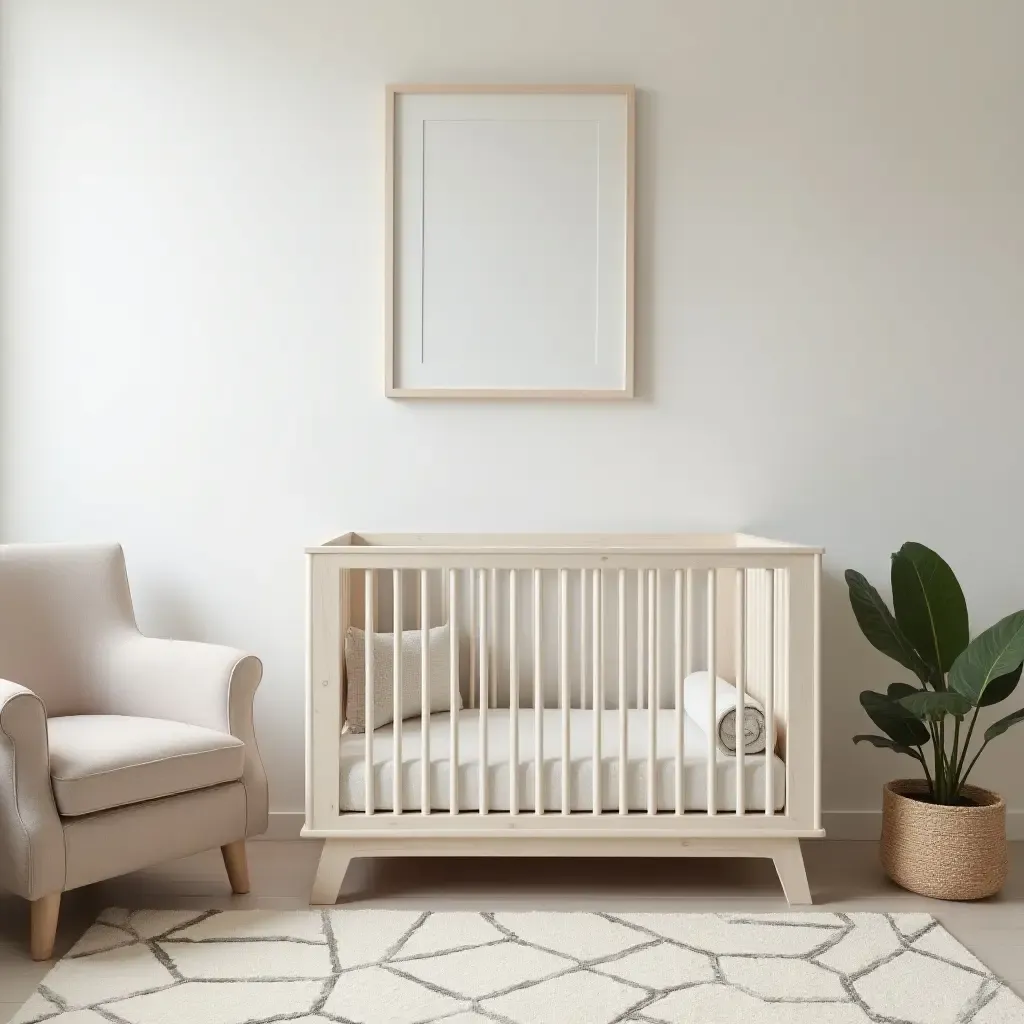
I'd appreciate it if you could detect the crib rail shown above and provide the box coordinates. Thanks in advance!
[306,534,821,837]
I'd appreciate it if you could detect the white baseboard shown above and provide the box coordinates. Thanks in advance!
[258,809,1024,842]
[823,810,1024,841]
[819,812,883,840]
[257,811,305,840]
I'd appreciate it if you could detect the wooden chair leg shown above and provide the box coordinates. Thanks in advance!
[221,840,251,895]
[30,893,61,962]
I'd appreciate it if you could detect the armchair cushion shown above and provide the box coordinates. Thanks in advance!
[47,715,245,817]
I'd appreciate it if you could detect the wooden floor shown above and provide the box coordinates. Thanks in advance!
[1,840,1022,1020]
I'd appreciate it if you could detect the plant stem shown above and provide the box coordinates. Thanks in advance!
[932,721,945,803]
[956,706,981,782]
[959,740,989,792]
[944,717,955,802]
[950,716,962,800]
[918,746,933,793]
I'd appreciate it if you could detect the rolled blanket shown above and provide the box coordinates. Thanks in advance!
[683,671,767,755]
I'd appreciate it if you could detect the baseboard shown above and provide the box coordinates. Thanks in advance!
[819,812,884,840]
[822,810,1024,841]
[257,811,305,840]
[258,809,1024,842]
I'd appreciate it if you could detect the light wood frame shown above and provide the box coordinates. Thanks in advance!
[385,84,636,399]
[304,533,823,905]
[311,836,812,907]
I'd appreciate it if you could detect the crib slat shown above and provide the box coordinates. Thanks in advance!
[580,569,588,710]
[636,569,645,711]
[592,568,602,815]
[468,568,476,710]
[510,569,519,816]
[559,568,570,815]
[617,568,627,815]
[340,569,349,739]
[393,569,403,815]
[490,568,498,709]
[685,570,695,807]
[534,569,543,816]
[765,568,776,817]
[706,569,717,816]
[735,568,746,816]
[685,570,695,676]
[449,569,459,814]
[479,569,489,815]
[364,569,375,816]
[420,570,430,816]
[814,555,823,832]
[647,569,658,815]
[674,568,684,815]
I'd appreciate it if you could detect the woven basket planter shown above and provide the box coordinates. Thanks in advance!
[880,779,1007,900]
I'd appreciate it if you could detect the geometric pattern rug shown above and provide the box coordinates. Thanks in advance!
[11,909,1024,1024]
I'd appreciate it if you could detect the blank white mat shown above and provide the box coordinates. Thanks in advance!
[391,90,631,394]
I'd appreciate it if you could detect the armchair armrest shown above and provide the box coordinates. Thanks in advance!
[95,634,269,836]
[0,680,65,900]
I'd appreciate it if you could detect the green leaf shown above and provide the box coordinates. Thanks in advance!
[984,707,1024,743]
[860,690,930,746]
[853,734,921,757]
[846,570,930,684]
[898,690,972,722]
[979,663,1022,707]
[948,611,1024,706]
[887,682,921,700]
[890,543,969,681]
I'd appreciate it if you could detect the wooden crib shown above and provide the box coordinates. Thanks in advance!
[304,533,823,904]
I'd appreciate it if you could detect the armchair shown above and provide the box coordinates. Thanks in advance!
[0,543,268,959]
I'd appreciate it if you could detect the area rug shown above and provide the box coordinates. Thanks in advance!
[12,909,1024,1024]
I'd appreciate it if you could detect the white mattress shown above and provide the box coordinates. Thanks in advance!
[340,709,785,813]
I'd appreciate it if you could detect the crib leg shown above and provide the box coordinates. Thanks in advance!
[311,840,353,906]
[772,839,812,905]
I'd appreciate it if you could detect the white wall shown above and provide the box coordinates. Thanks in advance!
[3,0,1023,830]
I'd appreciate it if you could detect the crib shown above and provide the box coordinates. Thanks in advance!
[304,533,823,904]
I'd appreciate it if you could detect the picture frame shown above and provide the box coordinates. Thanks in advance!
[385,84,635,399]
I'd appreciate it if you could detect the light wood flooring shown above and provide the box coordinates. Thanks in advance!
[2,840,1022,1020]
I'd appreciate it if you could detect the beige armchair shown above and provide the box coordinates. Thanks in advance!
[0,543,268,959]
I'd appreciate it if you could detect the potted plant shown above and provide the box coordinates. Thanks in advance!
[847,542,1024,900]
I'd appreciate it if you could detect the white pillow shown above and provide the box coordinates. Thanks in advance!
[344,622,461,732]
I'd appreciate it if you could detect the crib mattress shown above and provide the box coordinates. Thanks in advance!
[339,709,785,813]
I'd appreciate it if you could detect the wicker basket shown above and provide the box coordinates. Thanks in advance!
[880,779,1007,900]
